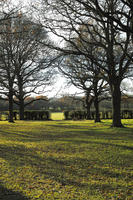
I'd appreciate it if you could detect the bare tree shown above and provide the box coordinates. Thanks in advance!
[0,12,18,122]
[38,0,133,127]
[94,0,133,42]
[59,53,109,122]
[13,14,53,120]
[0,10,55,121]
[0,1,23,122]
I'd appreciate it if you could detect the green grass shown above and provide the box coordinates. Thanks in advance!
[0,117,133,199]
[51,112,64,120]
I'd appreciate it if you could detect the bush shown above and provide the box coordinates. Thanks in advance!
[121,110,133,119]
[64,110,87,120]
[24,110,50,120]
[64,111,69,120]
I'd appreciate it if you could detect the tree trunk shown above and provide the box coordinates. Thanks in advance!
[8,90,14,123]
[93,77,101,123]
[17,78,25,120]
[111,83,123,127]
[86,103,91,119]
[19,98,24,120]
[94,96,101,122]
[85,91,93,120]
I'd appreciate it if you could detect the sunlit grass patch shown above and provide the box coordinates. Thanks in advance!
[0,119,133,199]
[51,112,64,120]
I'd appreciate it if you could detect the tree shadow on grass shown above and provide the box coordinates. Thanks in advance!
[0,184,29,200]
[0,142,133,200]
[0,123,133,190]
[0,142,133,181]
[0,121,133,144]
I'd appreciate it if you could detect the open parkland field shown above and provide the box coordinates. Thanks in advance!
[0,113,133,200]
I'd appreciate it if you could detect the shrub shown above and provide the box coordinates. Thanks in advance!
[64,110,87,120]
[24,110,50,120]
[64,111,69,120]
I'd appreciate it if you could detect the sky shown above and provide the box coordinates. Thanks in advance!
[46,76,83,98]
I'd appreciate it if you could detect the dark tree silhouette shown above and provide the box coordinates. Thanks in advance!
[38,0,133,127]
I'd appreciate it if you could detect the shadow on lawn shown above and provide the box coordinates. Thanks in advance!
[0,184,29,200]
[0,121,133,143]
[0,143,133,200]
[0,142,133,186]
[0,123,133,197]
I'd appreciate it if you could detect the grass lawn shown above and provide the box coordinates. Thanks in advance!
[0,117,133,199]
[51,112,64,120]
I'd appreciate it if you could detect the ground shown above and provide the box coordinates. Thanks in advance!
[0,114,133,199]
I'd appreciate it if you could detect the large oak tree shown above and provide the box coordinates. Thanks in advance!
[38,0,133,127]
[0,10,54,121]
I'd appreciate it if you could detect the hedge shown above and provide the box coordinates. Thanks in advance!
[0,110,50,121]
[64,110,133,120]
[24,110,50,120]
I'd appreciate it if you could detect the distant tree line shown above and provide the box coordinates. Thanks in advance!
[1,94,133,113]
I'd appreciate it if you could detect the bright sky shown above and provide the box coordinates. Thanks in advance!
[46,77,83,98]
